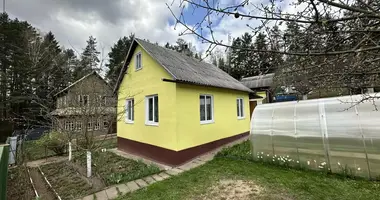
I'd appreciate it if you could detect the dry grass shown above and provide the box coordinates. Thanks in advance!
[199,179,263,200]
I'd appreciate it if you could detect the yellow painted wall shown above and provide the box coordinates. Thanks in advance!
[176,84,250,150]
[117,45,178,150]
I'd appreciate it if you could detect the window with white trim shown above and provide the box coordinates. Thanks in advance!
[64,121,70,130]
[76,122,82,131]
[63,96,67,107]
[200,95,213,124]
[69,121,74,131]
[145,95,158,125]
[125,99,134,123]
[79,95,89,106]
[237,98,244,118]
[103,121,109,129]
[94,120,100,130]
[87,121,93,131]
[135,52,142,70]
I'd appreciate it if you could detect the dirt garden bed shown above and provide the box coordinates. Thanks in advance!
[38,151,160,199]
[7,166,35,200]
[40,161,97,200]
[73,151,161,186]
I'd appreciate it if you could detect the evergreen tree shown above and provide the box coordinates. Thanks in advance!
[105,34,134,87]
[229,33,255,79]
[268,26,283,73]
[218,57,227,72]
[194,53,199,59]
[253,33,271,75]
[164,39,196,57]
[74,36,100,80]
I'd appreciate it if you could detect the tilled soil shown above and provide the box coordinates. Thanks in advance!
[29,167,57,200]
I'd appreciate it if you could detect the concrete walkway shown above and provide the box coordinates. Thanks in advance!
[78,155,212,200]
[78,135,249,200]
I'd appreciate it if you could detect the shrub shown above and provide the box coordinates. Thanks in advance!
[36,131,67,155]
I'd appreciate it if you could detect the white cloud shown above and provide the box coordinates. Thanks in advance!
[5,0,188,57]
[5,0,299,64]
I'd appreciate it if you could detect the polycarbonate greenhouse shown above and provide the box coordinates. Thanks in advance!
[250,94,380,179]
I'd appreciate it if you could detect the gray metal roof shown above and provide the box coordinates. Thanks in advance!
[240,73,274,89]
[114,38,252,93]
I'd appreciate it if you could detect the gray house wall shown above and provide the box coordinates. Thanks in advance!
[52,73,116,135]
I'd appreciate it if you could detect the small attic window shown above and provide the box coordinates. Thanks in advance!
[135,52,142,71]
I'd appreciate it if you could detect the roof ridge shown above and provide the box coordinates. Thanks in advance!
[54,71,102,97]
[115,37,253,93]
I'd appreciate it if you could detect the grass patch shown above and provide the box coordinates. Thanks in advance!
[41,162,96,200]
[23,137,116,161]
[117,141,380,200]
[73,151,160,186]
[215,140,253,160]
[24,140,58,161]
[93,137,117,149]
[7,167,35,200]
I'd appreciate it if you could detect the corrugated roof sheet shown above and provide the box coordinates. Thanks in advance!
[240,73,274,89]
[115,38,252,93]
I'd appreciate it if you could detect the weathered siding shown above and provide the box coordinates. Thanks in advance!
[56,74,114,109]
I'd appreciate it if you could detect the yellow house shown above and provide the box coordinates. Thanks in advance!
[114,38,252,166]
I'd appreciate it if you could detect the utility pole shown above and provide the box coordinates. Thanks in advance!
[2,0,5,13]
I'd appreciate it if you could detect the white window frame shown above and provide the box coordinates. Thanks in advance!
[94,120,100,130]
[103,120,109,129]
[69,121,74,131]
[237,98,245,119]
[87,121,93,131]
[200,94,214,124]
[125,98,134,123]
[76,121,82,131]
[135,52,142,71]
[63,96,67,107]
[78,95,89,106]
[145,95,159,126]
[64,121,70,130]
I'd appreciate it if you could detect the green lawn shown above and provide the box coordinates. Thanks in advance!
[24,140,58,161]
[24,137,117,161]
[117,141,380,200]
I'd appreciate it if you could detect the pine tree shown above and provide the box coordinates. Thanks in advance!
[229,33,255,79]
[218,57,227,72]
[73,36,100,80]
[269,26,283,73]
[253,33,271,75]
[105,34,134,87]
[194,53,199,59]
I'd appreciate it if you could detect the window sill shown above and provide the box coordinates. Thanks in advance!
[145,122,159,126]
[200,120,214,125]
[237,117,246,120]
[135,67,142,72]
[125,121,134,124]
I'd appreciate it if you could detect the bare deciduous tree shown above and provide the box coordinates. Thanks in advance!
[168,0,380,100]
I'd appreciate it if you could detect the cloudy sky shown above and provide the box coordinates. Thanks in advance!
[4,0,292,59]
